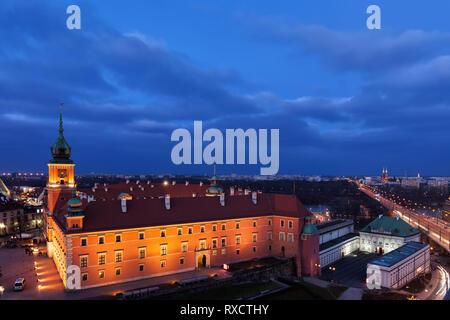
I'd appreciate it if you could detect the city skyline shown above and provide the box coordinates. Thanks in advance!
[1,1,450,176]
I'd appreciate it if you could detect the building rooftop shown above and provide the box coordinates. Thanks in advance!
[319,232,359,251]
[368,242,429,268]
[360,216,419,237]
[316,219,353,233]
[54,193,310,233]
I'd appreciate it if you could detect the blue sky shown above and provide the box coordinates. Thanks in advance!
[1,1,450,176]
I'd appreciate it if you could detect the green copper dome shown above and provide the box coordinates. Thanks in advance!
[205,164,224,197]
[68,190,83,216]
[50,103,72,164]
[302,216,319,235]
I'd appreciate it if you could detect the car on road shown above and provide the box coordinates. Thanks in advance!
[14,278,26,291]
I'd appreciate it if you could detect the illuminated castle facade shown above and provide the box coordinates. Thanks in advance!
[43,107,320,290]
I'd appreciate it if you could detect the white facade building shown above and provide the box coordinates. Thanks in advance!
[359,215,420,255]
[317,219,359,268]
[366,242,430,289]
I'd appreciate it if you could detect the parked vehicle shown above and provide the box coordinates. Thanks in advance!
[14,278,26,291]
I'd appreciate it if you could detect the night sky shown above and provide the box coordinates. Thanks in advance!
[1,1,449,176]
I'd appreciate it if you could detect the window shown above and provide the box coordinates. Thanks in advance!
[212,238,218,249]
[160,260,166,268]
[280,220,285,228]
[160,229,166,237]
[181,242,188,253]
[221,248,226,255]
[139,264,144,272]
[212,250,217,256]
[288,233,294,242]
[180,257,185,265]
[253,220,257,227]
[115,234,122,243]
[212,224,217,232]
[253,246,257,252]
[139,232,145,240]
[221,238,226,247]
[235,222,240,229]
[288,220,293,229]
[221,223,226,230]
[236,235,241,245]
[160,244,168,256]
[80,256,88,268]
[268,231,273,240]
[279,232,285,241]
[139,247,146,259]
[236,249,240,255]
[177,228,182,236]
[188,227,193,234]
[200,225,205,233]
[252,233,257,242]
[269,245,272,251]
[115,250,123,263]
[81,238,87,246]
[81,273,88,281]
[98,252,106,265]
[115,267,121,276]
[199,239,206,250]
[98,270,105,279]
[98,236,105,244]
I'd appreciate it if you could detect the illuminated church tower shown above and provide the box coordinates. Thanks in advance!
[381,168,389,183]
[47,103,76,214]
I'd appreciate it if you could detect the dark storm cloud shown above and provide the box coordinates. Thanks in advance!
[0,1,261,130]
[1,1,449,175]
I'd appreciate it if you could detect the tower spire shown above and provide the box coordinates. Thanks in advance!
[59,102,64,135]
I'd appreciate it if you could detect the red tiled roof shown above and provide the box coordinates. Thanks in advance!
[55,193,310,233]
[78,182,211,200]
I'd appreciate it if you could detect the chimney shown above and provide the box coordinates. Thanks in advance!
[220,193,225,206]
[165,194,170,210]
[230,187,235,196]
[185,181,189,186]
[121,199,127,213]
[252,192,257,205]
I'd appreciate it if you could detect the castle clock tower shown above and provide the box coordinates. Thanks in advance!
[47,103,76,214]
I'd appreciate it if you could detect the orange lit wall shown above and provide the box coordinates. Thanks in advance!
[66,215,302,289]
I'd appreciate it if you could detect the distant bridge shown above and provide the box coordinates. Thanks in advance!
[360,185,450,253]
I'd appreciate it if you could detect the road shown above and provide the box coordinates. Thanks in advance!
[360,185,450,253]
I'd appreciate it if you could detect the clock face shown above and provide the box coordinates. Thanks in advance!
[58,169,67,178]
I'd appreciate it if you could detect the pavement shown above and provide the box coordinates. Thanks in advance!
[321,251,378,288]
[338,287,363,300]
[304,276,363,300]
[303,277,331,289]
[0,246,64,300]
[0,246,233,300]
